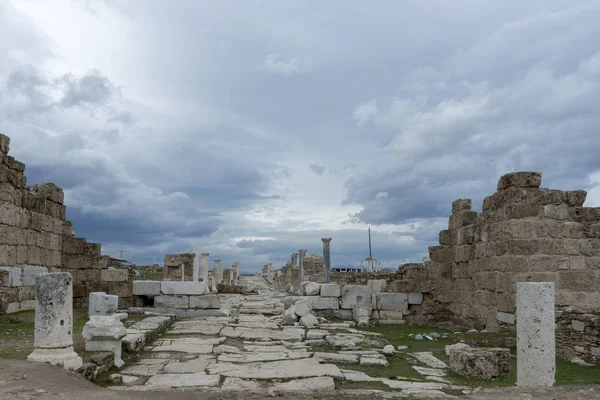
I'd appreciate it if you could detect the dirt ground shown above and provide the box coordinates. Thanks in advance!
[2,359,600,400]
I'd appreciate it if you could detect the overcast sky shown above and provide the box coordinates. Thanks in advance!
[2,0,600,272]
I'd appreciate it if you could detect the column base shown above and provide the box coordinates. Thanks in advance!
[27,346,83,370]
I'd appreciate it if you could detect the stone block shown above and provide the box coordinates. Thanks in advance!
[558,270,596,292]
[0,266,22,287]
[375,293,408,311]
[517,282,555,387]
[452,198,472,213]
[319,283,341,297]
[189,294,221,309]
[497,172,542,190]
[429,246,453,263]
[565,190,587,207]
[311,297,340,310]
[304,282,321,296]
[32,272,74,349]
[160,281,208,295]
[89,292,119,316]
[101,267,128,282]
[439,230,452,245]
[22,265,48,286]
[571,320,585,332]
[378,310,404,320]
[132,280,161,296]
[367,279,386,293]
[154,295,189,308]
[496,312,515,325]
[449,347,510,379]
[341,285,373,309]
[408,293,423,305]
[450,210,478,230]
[294,299,312,317]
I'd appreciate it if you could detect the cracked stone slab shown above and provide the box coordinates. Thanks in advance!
[145,372,220,388]
[411,352,449,369]
[162,356,215,373]
[341,369,379,382]
[218,351,311,363]
[121,363,165,377]
[221,377,263,391]
[314,352,359,364]
[269,376,335,395]
[412,366,448,377]
[379,379,448,390]
[221,327,305,342]
[206,358,343,380]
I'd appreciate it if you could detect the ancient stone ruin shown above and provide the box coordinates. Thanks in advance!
[3,130,600,396]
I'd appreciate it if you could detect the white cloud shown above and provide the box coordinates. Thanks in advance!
[352,100,378,125]
[261,54,314,76]
[375,192,389,200]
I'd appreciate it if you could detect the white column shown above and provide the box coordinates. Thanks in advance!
[517,282,555,387]
[200,252,210,283]
[191,248,200,281]
[28,272,82,370]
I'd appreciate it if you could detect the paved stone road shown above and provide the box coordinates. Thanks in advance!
[108,276,468,397]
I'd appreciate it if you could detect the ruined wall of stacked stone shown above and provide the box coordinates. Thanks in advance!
[302,254,325,282]
[407,172,599,331]
[163,253,194,281]
[0,133,134,313]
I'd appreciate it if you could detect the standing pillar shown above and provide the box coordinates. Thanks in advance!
[321,238,332,283]
[291,252,298,291]
[298,249,307,289]
[232,262,239,285]
[191,248,200,281]
[200,252,210,284]
[517,282,555,387]
[267,263,273,282]
[28,272,83,370]
[215,259,223,284]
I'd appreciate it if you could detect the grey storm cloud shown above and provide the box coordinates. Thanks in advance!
[309,164,325,176]
[2,0,600,269]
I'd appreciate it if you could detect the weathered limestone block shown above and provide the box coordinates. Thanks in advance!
[82,315,127,367]
[429,245,453,263]
[301,313,319,329]
[23,265,48,286]
[367,279,387,293]
[450,210,478,230]
[160,281,208,295]
[449,347,510,379]
[341,285,373,309]
[319,283,341,297]
[452,198,472,213]
[311,297,340,310]
[27,272,82,370]
[304,282,321,296]
[283,305,298,325]
[497,312,515,325]
[408,293,423,305]
[375,293,408,311]
[294,298,313,317]
[132,280,161,296]
[439,230,452,245]
[154,295,189,308]
[0,266,22,286]
[89,292,118,316]
[498,172,542,191]
[100,267,128,282]
[189,294,221,309]
[517,282,555,387]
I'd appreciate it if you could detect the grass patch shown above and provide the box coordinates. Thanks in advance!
[336,380,393,391]
[0,308,90,359]
[354,323,600,388]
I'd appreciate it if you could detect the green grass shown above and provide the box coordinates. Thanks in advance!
[0,308,148,360]
[354,323,600,389]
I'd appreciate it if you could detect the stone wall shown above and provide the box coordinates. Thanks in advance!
[303,254,325,283]
[0,133,133,313]
[163,253,194,281]
[556,306,600,364]
[405,172,600,331]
